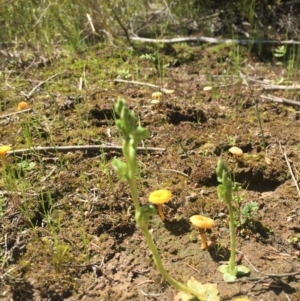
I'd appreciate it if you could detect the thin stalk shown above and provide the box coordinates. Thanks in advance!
[129,173,201,298]
[227,201,236,275]
[129,177,140,211]
[137,212,203,299]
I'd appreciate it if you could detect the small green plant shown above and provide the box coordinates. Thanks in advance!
[112,98,219,300]
[227,136,236,146]
[232,182,258,228]
[216,159,250,282]
[17,160,36,175]
[117,68,131,79]
[274,45,286,58]
[287,235,300,246]
[140,53,156,63]
[241,201,258,221]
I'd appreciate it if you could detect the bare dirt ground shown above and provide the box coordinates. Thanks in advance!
[1,39,300,301]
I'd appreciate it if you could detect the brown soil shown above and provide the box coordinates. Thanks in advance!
[1,43,300,301]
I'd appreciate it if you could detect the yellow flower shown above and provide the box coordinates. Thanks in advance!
[17,101,29,111]
[0,145,12,167]
[149,190,172,221]
[190,215,215,250]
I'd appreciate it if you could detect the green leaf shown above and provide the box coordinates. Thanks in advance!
[216,159,227,182]
[174,277,220,301]
[112,159,128,181]
[236,265,250,276]
[130,126,149,141]
[114,98,126,116]
[218,264,249,282]
[218,265,237,282]
[139,204,157,218]
[218,264,230,274]
[136,205,157,228]
[223,273,237,282]
[242,202,258,217]
[217,185,225,201]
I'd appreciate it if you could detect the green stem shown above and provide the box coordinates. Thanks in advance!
[129,176,140,211]
[137,216,204,300]
[127,158,202,299]
[124,142,140,211]
[227,200,236,275]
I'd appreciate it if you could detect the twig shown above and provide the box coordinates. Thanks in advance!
[0,190,39,197]
[136,280,154,286]
[20,73,60,100]
[262,84,300,90]
[278,142,300,198]
[160,168,189,177]
[7,144,165,156]
[217,271,300,284]
[236,249,259,273]
[61,261,101,268]
[41,167,57,182]
[263,271,300,278]
[261,94,300,107]
[0,108,32,119]
[247,77,300,90]
[185,262,200,274]
[113,79,173,93]
[130,36,300,46]
[140,290,161,297]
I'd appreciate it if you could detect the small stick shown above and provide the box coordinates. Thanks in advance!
[41,167,57,182]
[261,84,300,90]
[236,249,259,273]
[185,262,201,274]
[130,36,300,46]
[160,168,189,177]
[136,280,154,286]
[113,78,173,94]
[278,142,300,198]
[0,190,38,197]
[7,144,165,156]
[261,94,300,107]
[214,271,300,284]
[21,73,60,100]
[0,108,32,119]
[140,290,161,297]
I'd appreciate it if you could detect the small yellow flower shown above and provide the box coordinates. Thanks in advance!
[149,190,172,221]
[151,91,163,100]
[17,101,29,111]
[190,215,215,250]
[0,145,12,167]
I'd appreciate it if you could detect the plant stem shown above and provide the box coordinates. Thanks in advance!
[128,162,201,298]
[227,200,236,275]
[129,177,140,211]
[137,215,204,300]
